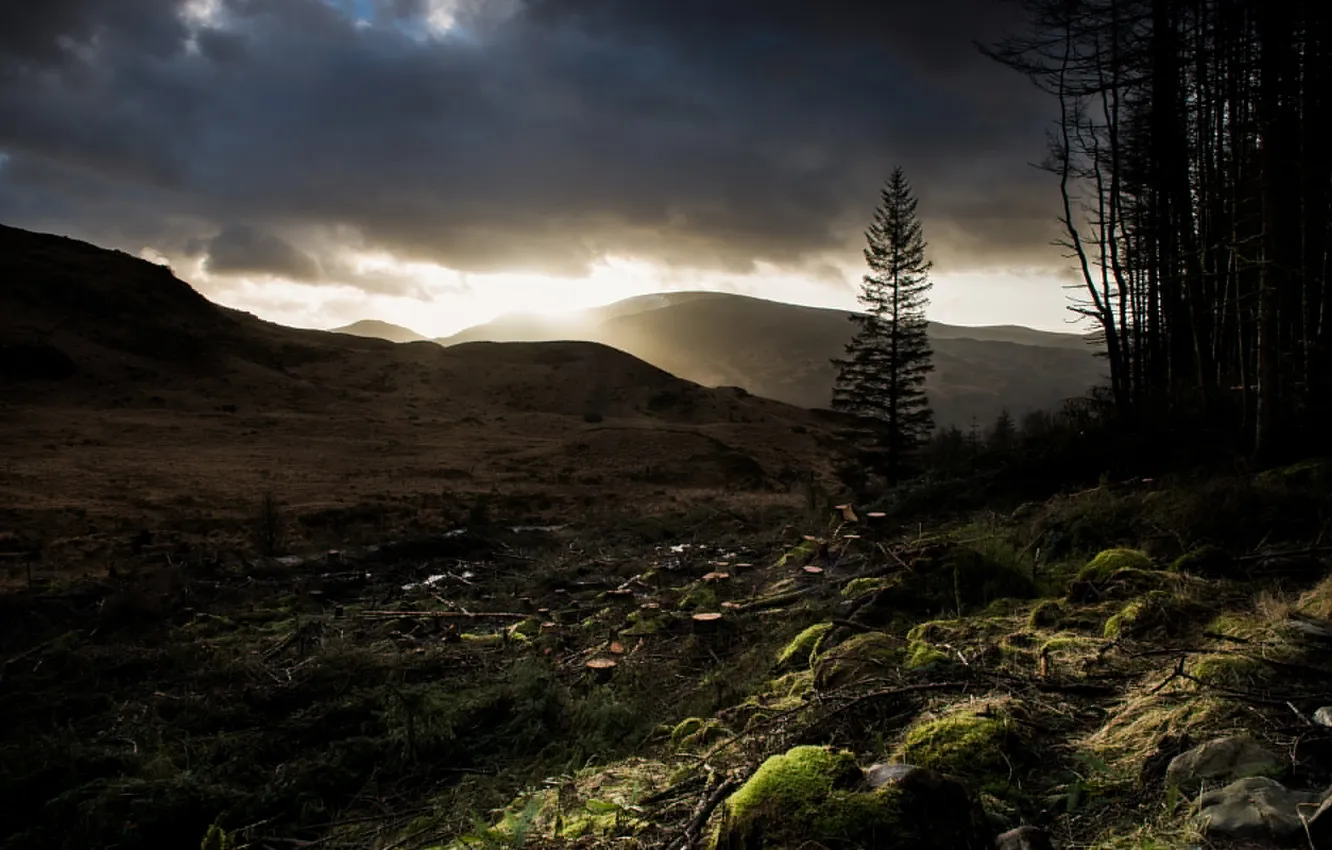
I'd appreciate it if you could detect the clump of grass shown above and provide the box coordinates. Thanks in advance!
[1080,691,1236,776]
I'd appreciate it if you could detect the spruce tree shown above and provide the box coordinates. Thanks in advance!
[831,167,935,484]
[988,408,1017,452]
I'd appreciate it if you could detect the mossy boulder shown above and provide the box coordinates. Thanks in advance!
[842,577,891,599]
[710,747,989,850]
[1067,550,1168,603]
[1103,590,1176,640]
[844,545,1035,624]
[1078,548,1153,582]
[466,758,673,846]
[1191,653,1270,687]
[1170,545,1236,577]
[904,641,954,671]
[812,632,904,691]
[1027,600,1062,629]
[776,623,833,669]
[894,703,1028,784]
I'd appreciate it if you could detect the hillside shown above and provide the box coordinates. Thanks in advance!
[329,319,429,343]
[0,224,849,565]
[433,291,1106,427]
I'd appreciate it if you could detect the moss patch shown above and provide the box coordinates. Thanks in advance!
[1297,575,1332,620]
[1103,592,1167,639]
[670,717,730,750]
[904,642,953,671]
[776,623,832,669]
[1191,653,1270,687]
[812,633,904,691]
[1170,545,1234,576]
[712,746,981,850]
[1079,549,1153,582]
[842,577,891,599]
[469,758,673,845]
[894,702,1026,783]
[1028,600,1063,629]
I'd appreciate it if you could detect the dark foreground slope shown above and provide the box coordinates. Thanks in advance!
[2,445,1330,850]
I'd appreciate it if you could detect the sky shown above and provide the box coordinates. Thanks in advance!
[0,0,1080,338]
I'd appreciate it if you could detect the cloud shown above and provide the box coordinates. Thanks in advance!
[0,0,1060,296]
[203,223,324,280]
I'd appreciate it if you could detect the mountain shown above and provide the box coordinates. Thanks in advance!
[433,291,1107,428]
[329,319,428,343]
[0,224,849,536]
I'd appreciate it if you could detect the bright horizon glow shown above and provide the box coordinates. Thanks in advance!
[143,245,1084,340]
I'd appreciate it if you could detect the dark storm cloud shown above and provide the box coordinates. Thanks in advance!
[0,0,1056,285]
[204,223,324,280]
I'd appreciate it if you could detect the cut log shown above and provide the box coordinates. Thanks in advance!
[586,656,617,683]
[691,611,725,634]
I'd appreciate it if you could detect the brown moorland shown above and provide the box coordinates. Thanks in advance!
[0,223,849,577]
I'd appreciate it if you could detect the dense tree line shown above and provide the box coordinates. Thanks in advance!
[984,0,1331,459]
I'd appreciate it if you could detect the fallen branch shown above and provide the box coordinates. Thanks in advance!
[1236,545,1332,563]
[738,588,818,612]
[830,618,879,634]
[666,775,738,850]
[358,610,529,620]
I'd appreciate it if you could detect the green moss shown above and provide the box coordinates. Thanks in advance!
[508,617,543,639]
[1191,653,1268,686]
[1103,596,1150,639]
[741,670,816,713]
[622,609,667,636]
[894,705,1022,782]
[461,758,672,847]
[904,642,953,670]
[669,717,730,749]
[711,746,898,850]
[200,824,234,850]
[1027,600,1062,629]
[679,584,719,611]
[776,623,832,668]
[777,538,822,567]
[1170,545,1234,576]
[812,633,903,691]
[842,577,891,598]
[1079,548,1153,582]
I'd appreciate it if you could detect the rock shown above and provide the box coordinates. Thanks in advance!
[1165,735,1285,795]
[864,763,917,788]
[1314,706,1332,728]
[1308,795,1332,849]
[1197,776,1323,843]
[994,825,1054,850]
[1138,734,1194,788]
[711,748,989,850]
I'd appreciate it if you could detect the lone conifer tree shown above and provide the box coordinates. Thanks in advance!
[831,167,935,484]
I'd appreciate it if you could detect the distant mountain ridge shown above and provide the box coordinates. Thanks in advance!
[330,319,429,343]
[428,291,1106,428]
